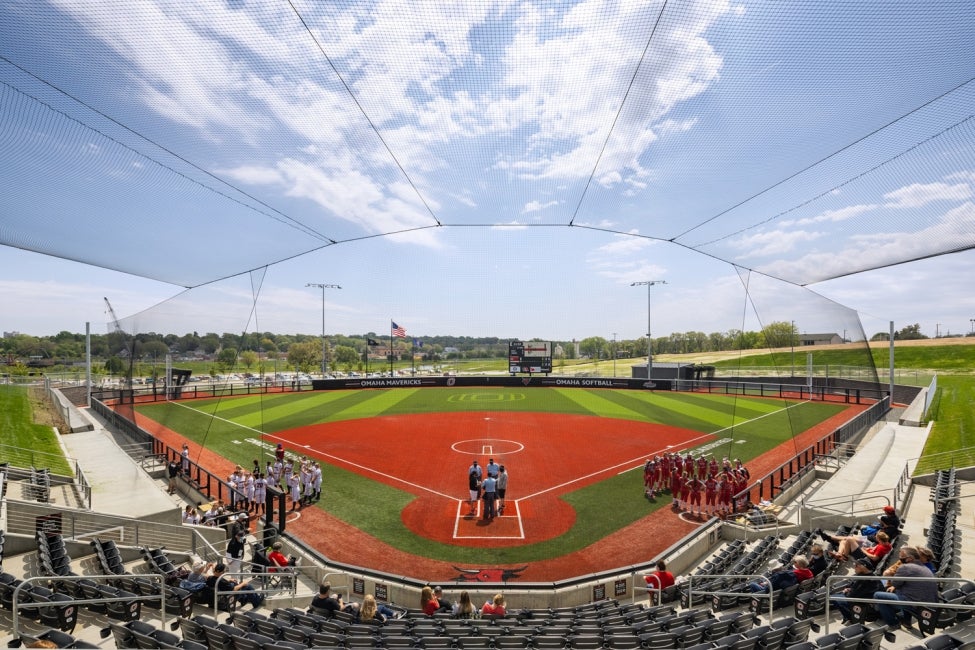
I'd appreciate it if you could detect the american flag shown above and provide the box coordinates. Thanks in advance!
[391,321,407,338]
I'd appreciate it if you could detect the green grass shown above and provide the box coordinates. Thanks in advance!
[0,385,74,475]
[708,344,975,373]
[135,388,847,563]
[914,375,975,474]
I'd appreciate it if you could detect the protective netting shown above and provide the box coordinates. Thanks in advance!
[2,1,972,382]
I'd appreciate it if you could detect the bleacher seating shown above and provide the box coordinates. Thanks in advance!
[928,470,962,577]
[2,418,971,649]
[90,537,127,577]
[28,466,51,502]
[142,545,182,584]
[13,627,100,648]
[35,530,76,578]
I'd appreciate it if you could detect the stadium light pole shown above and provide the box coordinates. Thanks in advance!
[306,283,341,378]
[631,280,667,381]
[612,333,617,378]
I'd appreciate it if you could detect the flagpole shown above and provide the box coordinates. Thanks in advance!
[411,338,416,376]
[389,321,394,375]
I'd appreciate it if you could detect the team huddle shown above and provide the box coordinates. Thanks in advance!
[643,453,751,519]
[226,443,323,514]
[467,458,509,521]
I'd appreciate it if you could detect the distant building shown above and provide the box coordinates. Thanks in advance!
[799,333,844,346]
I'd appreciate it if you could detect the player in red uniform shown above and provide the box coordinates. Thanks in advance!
[669,467,683,511]
[679,472,692,512]
[687,476,704,518]
[704,474,718,517]
[696,455,708,480]
[717,471,734,517]
[708,456,719,478]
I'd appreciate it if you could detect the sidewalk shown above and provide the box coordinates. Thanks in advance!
[58,406,181,522]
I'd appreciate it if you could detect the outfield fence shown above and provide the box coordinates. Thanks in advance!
[91,373,901,406]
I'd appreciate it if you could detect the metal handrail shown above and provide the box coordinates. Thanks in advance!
[10,573,168,638]
[822,574,975,634]
[681,572,779,621]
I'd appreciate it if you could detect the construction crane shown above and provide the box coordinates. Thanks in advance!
[104,297,123,335]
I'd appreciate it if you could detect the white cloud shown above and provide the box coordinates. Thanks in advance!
[491,0,728,185]
[728,229,823,259]
[883,181,973,209]
[491,221,528,230]
[784,204,877,227]
[762,201,975,282]
[585,232,661,285]
[522,200,559,214]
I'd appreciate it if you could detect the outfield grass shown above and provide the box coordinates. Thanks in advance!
[0,385,74,475]
[135,388,847,563]
[915,375,975,474]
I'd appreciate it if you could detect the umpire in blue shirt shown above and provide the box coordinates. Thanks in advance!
[482,474,498,521]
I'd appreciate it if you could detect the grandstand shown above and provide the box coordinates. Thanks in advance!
[2,381,973,649]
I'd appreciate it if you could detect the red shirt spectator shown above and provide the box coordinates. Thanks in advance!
[482,594,506,617]
[644,560,676,591]
[267,542,289,572]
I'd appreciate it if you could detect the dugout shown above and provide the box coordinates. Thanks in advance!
[630,361,702,381]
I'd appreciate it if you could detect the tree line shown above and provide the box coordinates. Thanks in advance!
[1,322,935,375]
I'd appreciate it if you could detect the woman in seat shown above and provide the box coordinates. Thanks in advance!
[821,530,891,566]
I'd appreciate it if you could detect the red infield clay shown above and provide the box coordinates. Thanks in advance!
[132,401,867,582]
[274,412,705,547]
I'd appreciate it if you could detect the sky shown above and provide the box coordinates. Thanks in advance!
[1,1,974,344]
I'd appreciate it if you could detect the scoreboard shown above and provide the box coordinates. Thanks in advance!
[509,340,553,375]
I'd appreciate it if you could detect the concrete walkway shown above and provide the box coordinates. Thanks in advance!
[58,406,180,522]
[806,421,931,516]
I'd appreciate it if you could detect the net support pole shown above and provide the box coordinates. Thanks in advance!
[889,322,895,401]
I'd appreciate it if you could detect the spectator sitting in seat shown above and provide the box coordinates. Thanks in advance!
[747,557,813,593]
[644,559,676,592]
[807,544,828,576]
[309,582,358,617]
[481,593,507,617]
[357,594,397,623]
[420,585,440,616]
[820,530,891,566]
[179,560,213,593]
[267,542,290,571]
[875,506,901,541]
[830,558,883,624]
[916,546,937,573]
[873,546,939,630]
[206,562,265,610]
[453,590,478,619]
